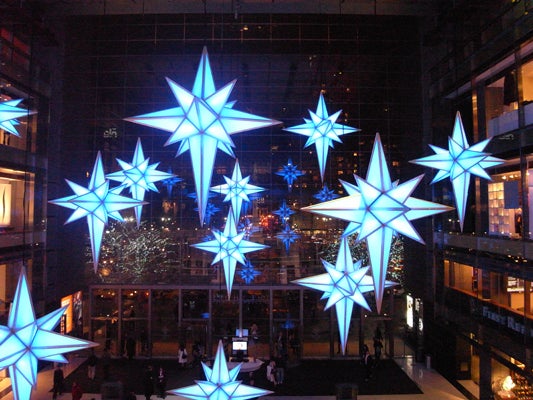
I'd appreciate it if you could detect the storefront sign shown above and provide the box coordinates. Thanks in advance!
[482,306,533,337]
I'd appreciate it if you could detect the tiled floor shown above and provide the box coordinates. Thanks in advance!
[0,344,471,400]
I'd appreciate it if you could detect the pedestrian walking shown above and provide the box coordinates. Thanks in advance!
[52,365,64,399]
[71,382,83,400]
[87,349,97,380]
[156,366,167,398]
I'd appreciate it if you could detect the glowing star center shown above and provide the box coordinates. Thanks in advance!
[185,98,218,132]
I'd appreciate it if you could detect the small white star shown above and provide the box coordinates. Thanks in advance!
[168,340,272,400]
[410,111,503,230]
[211,159,265,221]
[191,208,268,296]
[284,93,358,182]
[106,138,176,226]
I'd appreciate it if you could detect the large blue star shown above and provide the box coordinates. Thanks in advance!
[0,270,96,400]
[293,238,394,354]
[125,47,280,225]
[169,340,272,400]
[410,111,504,231]
[276,158,304,191]
[276,224,300,255]
[106,138,176,226]
[210,159,265,221]
[50,152,146,272]
[0,99,36,137]
[191,208,268,296]
[284,93,359,182]
[302,133,452,312]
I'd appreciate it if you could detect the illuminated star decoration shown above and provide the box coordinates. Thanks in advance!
[191,208,268,296]
[314,184,340,202]
[125,47,280,225]
[161,168,182,197]
[302,133,452,312]
[0,99,37,137]
[276,224,300,255]
[169,340,272,400]
[195,202,220,226]
[276,158,304,191]
[284,93,358,182]
[106,138,176,226]
[293,238,394,354]
[410,111,504,231]
[273,200,296,223]
[50,152,146,272]
[211,159,266,221]
[0,270,96,400]
[239,260,261,284]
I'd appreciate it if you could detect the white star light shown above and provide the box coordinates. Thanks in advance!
[284,93,359,182]
[50,152,146,272]
[191,208,268,296]
[125,47,280,225]
[410,111,504,231]
[302,133,452,312]
[210,159,265,221]
[169,340,272,400]
[0,270,96,400]
[293,238,394,354]
[0,99,36,137]
[106,138,176,226]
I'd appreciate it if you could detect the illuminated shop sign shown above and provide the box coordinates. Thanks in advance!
[482,306,533,337]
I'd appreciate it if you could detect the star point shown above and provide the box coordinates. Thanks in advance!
[302,133,452,312]
[125,47,281,225]
[410,111,504,231]
[284,93,359,182]
[0,99,37,137]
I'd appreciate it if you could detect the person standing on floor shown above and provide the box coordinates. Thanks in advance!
[101,347,111,380]
[87,349,98,380]
[52,365,64,399]
[71,382,83,400]
[156,366,167,398]
[177,343,188,369]
[363,347,373,382]
[373,336,383,364]
[143,364,154,400]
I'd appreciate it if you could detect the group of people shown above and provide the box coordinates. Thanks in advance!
[362,327,384,382]
[142,365,168,400]
[52,365,82,400]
